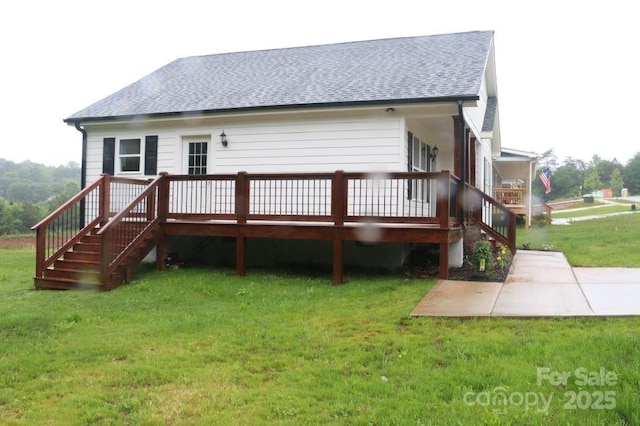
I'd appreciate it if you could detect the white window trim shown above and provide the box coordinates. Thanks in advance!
[118,138,143,175]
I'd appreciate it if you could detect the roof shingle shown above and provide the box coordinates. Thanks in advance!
[67,30,493,121]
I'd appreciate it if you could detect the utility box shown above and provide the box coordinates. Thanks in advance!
[583,195,595,203]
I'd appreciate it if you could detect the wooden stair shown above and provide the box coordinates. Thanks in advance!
[34,226,160,291]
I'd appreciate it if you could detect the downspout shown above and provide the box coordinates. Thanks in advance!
[74,122,88,228]
[458,100,467,233]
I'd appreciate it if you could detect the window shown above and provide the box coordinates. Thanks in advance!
[102,136,158,176]
[187,141,208,175]
[408,132,433,201]
[119,139,141,172]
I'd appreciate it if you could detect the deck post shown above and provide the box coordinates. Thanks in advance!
[235,171,248,224]
[439,241,449,279]
[236,236,246,276]
[156,234,166,271]
[332,170,345,226]
[331,171,346,284]
[332,239,344,284]
[100,174,111,226]
[235,172,248,276]
[156,173,169,270]
[34,227,45,280]
[437,171,450,229]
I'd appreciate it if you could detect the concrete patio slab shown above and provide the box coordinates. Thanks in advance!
[490,282,594,317]
[410,280,502,317]
[410,250,640,318]
[579,282,640,316]
[573,268,640,284]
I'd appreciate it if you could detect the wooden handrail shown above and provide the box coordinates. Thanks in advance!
[465,183,517,253]
[96,174,165,237]
[98,174,165,282]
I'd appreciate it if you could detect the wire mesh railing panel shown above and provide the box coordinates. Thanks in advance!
[346,175,435,219]
[248,178,332,218]
[168,177,236,216]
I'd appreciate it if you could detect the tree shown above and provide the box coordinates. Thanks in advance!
[538,149,558,171]
[623,153,640,195]
[536,157,587,200]
[610,169,624,198]
[583,170,604,194]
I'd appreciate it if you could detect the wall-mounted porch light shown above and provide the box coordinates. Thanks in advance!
[220,131,228,147]
[430,145,439,161]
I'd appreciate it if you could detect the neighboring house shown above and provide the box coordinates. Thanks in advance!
[33,30,519,290]
[493,148,545,228]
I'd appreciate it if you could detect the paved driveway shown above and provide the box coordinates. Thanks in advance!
[410,250,640,317]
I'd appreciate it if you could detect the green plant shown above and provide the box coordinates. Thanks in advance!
[470,240,492,272]
[492,245,512,270]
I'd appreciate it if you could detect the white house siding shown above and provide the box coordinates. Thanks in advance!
[82,109,405,185]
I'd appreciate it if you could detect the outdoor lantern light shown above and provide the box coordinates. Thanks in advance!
[220,131,228,147]
[430,145,439,161]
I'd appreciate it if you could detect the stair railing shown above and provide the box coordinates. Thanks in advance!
[465,183,517,253]
[97,173,166,284]
[31,175,109,279]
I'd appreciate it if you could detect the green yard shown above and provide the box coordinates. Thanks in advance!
[1,215,640,424]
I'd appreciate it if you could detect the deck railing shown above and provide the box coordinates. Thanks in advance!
[32,175,151,279]
[164,170,456,226]
[467,184,517,253]
[494,188,526,205]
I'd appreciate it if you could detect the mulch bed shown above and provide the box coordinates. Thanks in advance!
[447,259,511,282]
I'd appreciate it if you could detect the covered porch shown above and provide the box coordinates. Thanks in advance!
[492,148,550,227]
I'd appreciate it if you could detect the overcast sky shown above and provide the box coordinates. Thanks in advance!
[1,0,637,167]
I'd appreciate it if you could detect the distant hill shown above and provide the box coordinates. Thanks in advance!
[0,158,80,204]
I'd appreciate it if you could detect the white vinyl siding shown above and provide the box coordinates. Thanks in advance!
[83,112,404,184]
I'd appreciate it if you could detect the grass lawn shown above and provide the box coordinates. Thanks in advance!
[517,213,640,267]
[1,246,639,424]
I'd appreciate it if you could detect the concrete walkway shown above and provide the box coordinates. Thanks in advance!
[410,250,640,317]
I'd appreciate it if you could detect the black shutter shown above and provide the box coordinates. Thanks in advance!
[144,135,158,175]
[102,137,115,175]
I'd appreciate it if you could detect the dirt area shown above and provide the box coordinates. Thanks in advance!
[0,236,36,249]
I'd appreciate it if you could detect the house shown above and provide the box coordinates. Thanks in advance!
[33,30,519,290]
[493,148,550,227]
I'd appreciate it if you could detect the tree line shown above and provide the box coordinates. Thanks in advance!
[0,159,80,235]
[533,151,640,201]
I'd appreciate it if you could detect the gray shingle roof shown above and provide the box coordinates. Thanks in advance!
[66,31,493,122]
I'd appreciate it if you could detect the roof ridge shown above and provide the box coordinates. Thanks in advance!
[179,30,495,61]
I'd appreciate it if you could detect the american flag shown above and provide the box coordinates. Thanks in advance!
[539,169,551,194]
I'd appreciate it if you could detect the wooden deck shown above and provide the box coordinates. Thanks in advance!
[32,171,516,290]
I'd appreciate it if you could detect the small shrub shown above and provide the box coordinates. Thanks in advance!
[470,240,492,272]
